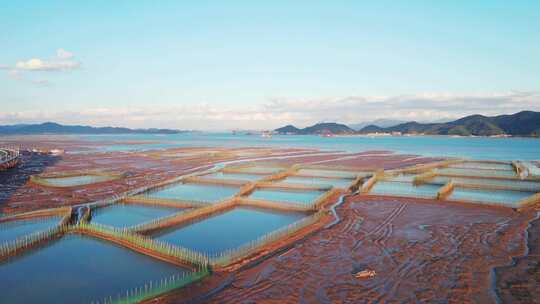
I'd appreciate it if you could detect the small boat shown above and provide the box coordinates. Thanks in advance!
[261,131,273,138]
[354,269,376,279]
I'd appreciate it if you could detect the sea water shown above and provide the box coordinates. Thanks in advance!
[79,133,540,161]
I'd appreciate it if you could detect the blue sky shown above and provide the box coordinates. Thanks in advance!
[1,0,539,130]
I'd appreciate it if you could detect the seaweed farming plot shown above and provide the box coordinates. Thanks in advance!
[248,189,326,206]
[435,167,517,178]
[0,218,59,244]
[145,183,239,204]
[447,187,535,207]
[297,169,359,179]
[153,207,305,256]
[0,235,188,304]
[448,162,514,171]
[36,175,116,187]
[202,172,269,182]
[91,204,185,228]
[432,176,540,192]
[369,181,440,199]
[279,176,353,189]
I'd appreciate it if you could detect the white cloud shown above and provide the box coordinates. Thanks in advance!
[15,58,80,71]
[0,92,539,130]
[2,49,80,85]
[56,48,74,59]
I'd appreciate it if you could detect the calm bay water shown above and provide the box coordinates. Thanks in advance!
[80,133,540,161]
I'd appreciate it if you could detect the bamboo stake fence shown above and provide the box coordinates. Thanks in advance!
[209,211,325,266]
[92,268,210,304]
[237,198,315,213]
[74,222,210,267]
[413,171,437,186]
[124,196,210,209]
[130,199,238,234]
[30,170,124,188]
[0,224,69,260]
[0,207,71,224]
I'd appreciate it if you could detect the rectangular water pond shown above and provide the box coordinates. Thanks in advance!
[370,181,441,199]
[522,161,540,177]
[249,189,326,206]
[385,174,418,183]
[231,166,284,174]
[449,162,514,171]
[447,187,535,207]
[279,176,353,189]
[145,183,239,203]
[40,175,116,187]
[0,235,189,304]
[297,169,358,179]
[436,167,517,178]
[0,218,59,244]
[154,207,306,255]
[432,176,540,192]
[91,204,185,228]
[202,172,268,182]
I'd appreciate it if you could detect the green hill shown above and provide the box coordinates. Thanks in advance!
[275,122,355,135]
[358,111,540,137]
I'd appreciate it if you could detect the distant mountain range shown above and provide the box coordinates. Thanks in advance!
[275,122,355,135]
[275,111,540,137]
[0,122,185,135]
[349,119,407,130]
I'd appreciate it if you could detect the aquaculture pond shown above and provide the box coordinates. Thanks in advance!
[435,167,517,178]
[280,176,353,188]
[522,161,540,176]
[249,189,326,206]
[232,166,284,174]
[154,207,305,255]
[370,181,441,199]
[0,236,188,304]
[431,176,540,192]
[297,169,358,179]
[385,174,418,183]
[448,162,514,171]
[40,174,116,187]
[145,183,239,203]
[91,204,184,228]
[0,218,59,244]
[447,188,535,207]
[202,172,268,182]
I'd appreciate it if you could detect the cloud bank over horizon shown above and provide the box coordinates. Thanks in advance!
[0,91,538,131]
